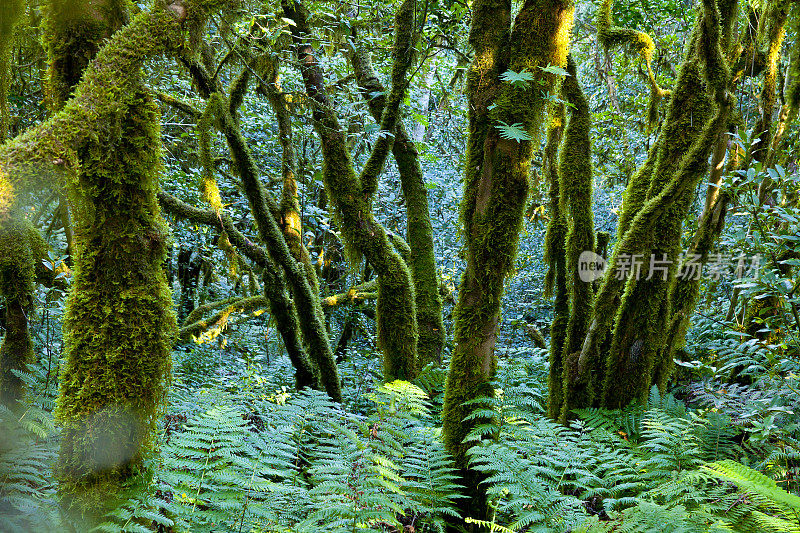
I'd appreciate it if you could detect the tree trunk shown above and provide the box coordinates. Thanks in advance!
[283,0,421,381]
[2,0,232,521]
[441,0,574,523]
[348,43,446,367]
[0,219,45,406]
[0,0,24,141]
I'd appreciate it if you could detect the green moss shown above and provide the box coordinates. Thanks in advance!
[348,43,446,366]
[787,7,800,121]
[750,0,790,162]
[0,217,38,406]
[542,101,568,420]
[442,0,574,485]
[30,0,240,519]
[204,92,342,400]
[284,0,420,382]
[54,88,177,520]
[0,0,24,141]
[260,56,322,297]
[158,192,319,390]
[598,0,731,408]
[558,56,596,421]
[597,0,669,130]
[0,2,202,213]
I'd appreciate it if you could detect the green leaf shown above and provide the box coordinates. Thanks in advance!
[499,69,535,87]
[539,64,570,77]
[495,121,532,142]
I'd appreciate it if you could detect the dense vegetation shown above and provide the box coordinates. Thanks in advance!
[0,0,799,531]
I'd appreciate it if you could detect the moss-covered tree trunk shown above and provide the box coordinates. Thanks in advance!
[543,101,568,420]
[283,0,421,381]
[348,44,446,367]
[0,218,48,406]
[565,0,734,411]
[199,90,341,399]
[0,0,24,141]
[0,0,234,521]
[441,0,574,523]
[56,86,177,518]
[556,56,596,422]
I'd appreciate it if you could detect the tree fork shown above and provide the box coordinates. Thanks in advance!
[348,41,446,367]
[283,0,421,381]
[441,0,574,524]
[158,191,319,391]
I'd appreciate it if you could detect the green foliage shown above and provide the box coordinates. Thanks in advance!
[495,121,533,142]
[463,379,799,532]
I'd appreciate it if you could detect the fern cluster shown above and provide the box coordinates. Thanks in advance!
[90,381,462,533]
[467,383,800,532]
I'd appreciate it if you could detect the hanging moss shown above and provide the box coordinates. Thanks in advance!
[197,98,224,213]
[558,56,596,422]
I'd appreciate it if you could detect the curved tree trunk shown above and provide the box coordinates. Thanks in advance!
[0,0,232,521]
[571,0,736,410]
[283,0,421,381]
[348,44,446,367]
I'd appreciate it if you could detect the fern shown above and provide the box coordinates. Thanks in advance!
[495,121,533,142]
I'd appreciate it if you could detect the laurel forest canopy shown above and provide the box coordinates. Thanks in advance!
[0,0,799,530]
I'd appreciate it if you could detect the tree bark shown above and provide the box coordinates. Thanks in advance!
[283,0,421,381]
[441,0,574,523]
[348,43,446,367]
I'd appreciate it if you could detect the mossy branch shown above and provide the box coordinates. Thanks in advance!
[179,295,268,342]
[597,0,670,130]
[357,0,416,199]
[156,92,202,118]
[322,281,379,308]
[158,190,319,390]
[198,92,340,400]
[0,0,229,212]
